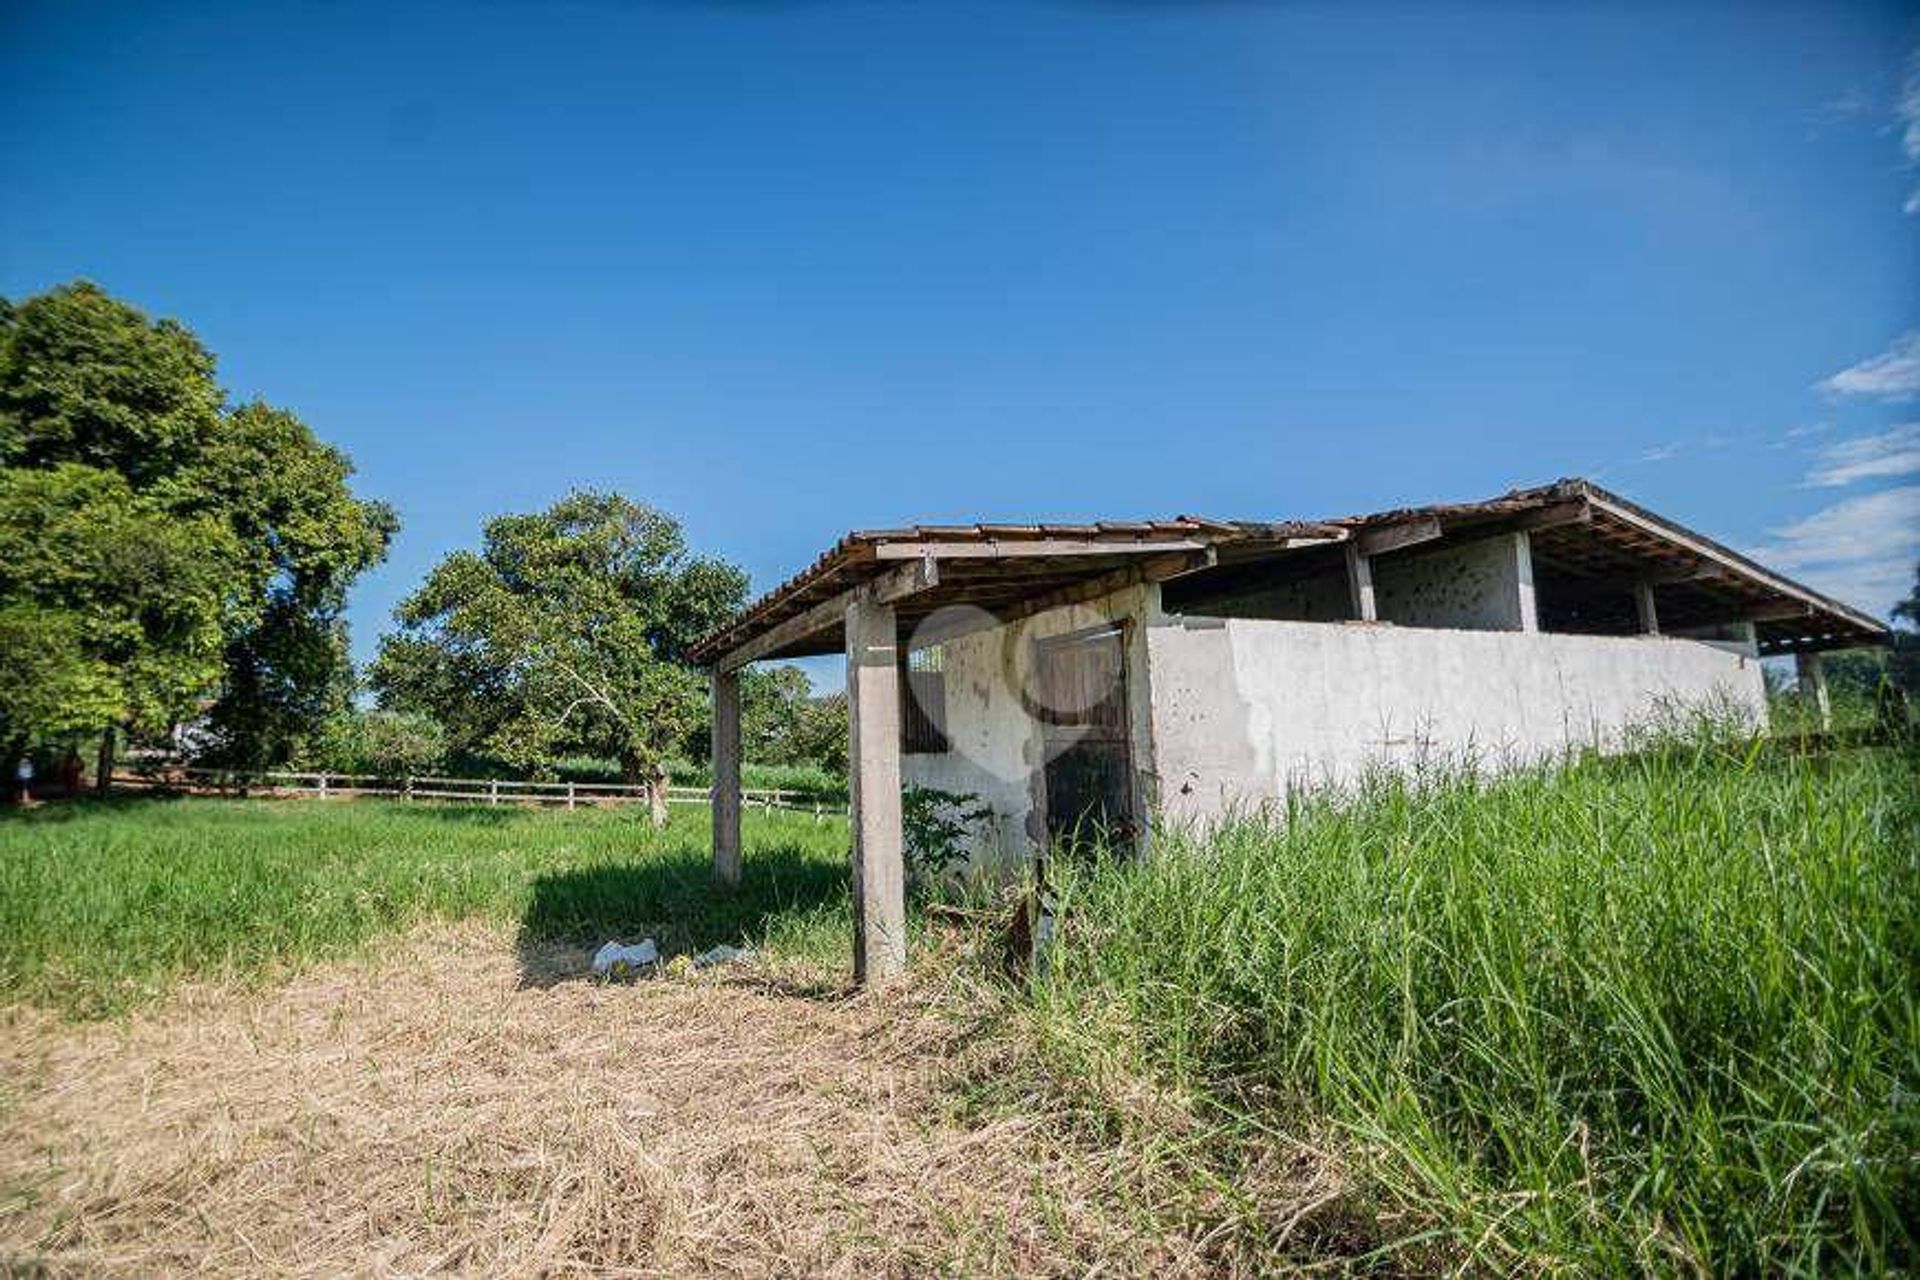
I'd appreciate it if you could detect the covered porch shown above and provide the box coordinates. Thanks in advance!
[687,517,1343,982]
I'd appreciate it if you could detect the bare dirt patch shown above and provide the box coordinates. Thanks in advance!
[0,922,1316,1277]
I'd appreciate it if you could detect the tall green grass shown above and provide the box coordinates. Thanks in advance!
[1030,739,1919,1274]
[0,798,853,1017]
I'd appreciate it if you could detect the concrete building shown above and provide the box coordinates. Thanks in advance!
[688,479,1888,984]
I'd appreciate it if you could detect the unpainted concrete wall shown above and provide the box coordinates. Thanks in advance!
[1146,618,1768,826]
[899,584,1157,873]
[1374,533,1529,631]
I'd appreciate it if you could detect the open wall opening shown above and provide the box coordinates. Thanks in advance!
[1162,545,1355,622]
[1164,533,1541,633]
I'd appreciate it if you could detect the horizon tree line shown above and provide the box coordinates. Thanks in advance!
[0,281,843,811]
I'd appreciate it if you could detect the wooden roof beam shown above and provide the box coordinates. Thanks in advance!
[903,548,1215,650]
[713,557,939,672]
[1583,489,1884,633]
[1542,560,1734,594]
[1507,498,1593,532]
[1356,517,1443,558]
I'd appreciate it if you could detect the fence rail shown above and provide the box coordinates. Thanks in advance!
[112,766,847,816]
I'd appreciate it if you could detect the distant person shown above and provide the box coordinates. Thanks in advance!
[59,751,84,796]
[14,756,36,807]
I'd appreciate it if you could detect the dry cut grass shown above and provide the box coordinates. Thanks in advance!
[0,918,1338,1278]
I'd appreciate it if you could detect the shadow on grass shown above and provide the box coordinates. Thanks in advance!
[515,842,849,991]
[0,792,190,823]
[0,794,540,826]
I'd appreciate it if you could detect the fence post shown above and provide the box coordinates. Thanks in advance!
[566,780,576,811]
[317,772,329,801]
[404,775,414,802]
[489,778,500,806]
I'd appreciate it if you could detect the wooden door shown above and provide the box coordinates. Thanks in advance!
[1037,626,1135,857]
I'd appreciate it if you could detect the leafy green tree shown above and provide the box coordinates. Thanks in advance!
[301,708,448,779]
[186,402,397,767]
[0,463,237,779]
[682,665,848,775]
[0,282,393,779]
[1890,560,1919,703]
[741,663,813,762]
[792,690,849,776]
[744,664,851,768]
[0,283,222,482]
[372,490,745,823]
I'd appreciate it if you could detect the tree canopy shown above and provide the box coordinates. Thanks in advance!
[0,282,393,768]
[739,665,847,774]
[371,490,746,817]
[1890,560,1919,697]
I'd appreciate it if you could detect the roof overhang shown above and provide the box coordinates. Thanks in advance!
[689,518,1347,670]
[688,479,1891,670]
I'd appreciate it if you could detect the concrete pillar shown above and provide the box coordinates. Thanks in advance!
[1795,651,1831,732]
[711,667,743,885]
[846,593,907,985]
[1633,582,1660,636]
[1512,532,1539,633]
[1344,542,1377,622]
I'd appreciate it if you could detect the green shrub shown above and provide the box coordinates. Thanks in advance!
[902,785,992,883]
[302,709,448,778]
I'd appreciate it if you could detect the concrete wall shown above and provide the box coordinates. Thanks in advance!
[899,584,1157,873]
[1146,618,1768,826]
[1374,533,1531,631]
[901,562,1768,864]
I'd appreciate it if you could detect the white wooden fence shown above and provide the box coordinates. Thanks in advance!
[114,767,847,817]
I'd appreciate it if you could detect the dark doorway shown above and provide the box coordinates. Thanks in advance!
[1036,625,1135,857]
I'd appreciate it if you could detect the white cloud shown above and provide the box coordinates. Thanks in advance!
[1813,87,1871,125]
[1819,333,1920,400]
[1638,443,1681,463]
[1904,63,1920,158]
[1804,423,1920,487]
[1900,51,1920,214]
[1747,486,1920,618]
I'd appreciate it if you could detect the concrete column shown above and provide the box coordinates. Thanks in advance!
[1512,532,1539,633]
[1795,651,1831,732]
[711,668,743,886]
[1633,582,1660,636]
[1344,542,1377,622]
[846,594,907,985]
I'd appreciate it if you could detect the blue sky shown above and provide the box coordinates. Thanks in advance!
[4,1,1917,691]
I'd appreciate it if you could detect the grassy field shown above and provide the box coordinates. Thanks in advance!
[4,739,1915,1272]
[1024,738,1920,1274]
[0,798,853,1017]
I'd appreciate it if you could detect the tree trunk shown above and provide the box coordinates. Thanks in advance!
[95,727,115,796]
[3,737,25,807]
[646,768,669,829]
